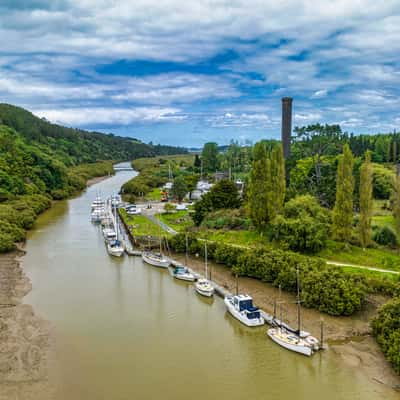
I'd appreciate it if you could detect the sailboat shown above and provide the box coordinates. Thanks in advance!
[173,234,195,281]
[267,267,317,356]
[142,217,170,268]
[107,202,124,257]
[194,242,214,297]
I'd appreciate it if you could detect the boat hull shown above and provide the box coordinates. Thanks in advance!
[267,329,313,356]
[174,274,195,282]
[195,286,214,297]
[107,245,125,257]
[142,253,170,268]
[224,298,265,327]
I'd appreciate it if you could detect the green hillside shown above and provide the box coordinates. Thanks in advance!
[0,103,187,252]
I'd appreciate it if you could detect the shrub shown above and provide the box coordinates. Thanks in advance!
[372,298,400,374]
[269,195,330,253]
[302,269,366,316]
[373,164,394,200]
[201,208,250,230]
[373,226,397,247]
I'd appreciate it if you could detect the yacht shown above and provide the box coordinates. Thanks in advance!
[107,240,125,257]
[194,278,214,297]
[224,294,264,327]
[267,328,313,356]
[142,251,170,268]
[173,265,195,282]
[194,241,214,297]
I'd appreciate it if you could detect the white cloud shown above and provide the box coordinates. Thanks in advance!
[32,107,186,126]
[311,90,328,99]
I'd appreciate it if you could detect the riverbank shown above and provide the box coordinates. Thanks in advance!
[172,252,400,391]
[0,249,54,400]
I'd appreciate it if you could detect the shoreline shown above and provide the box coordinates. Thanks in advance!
[172,252,400,392]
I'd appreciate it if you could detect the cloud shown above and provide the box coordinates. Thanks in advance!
[311,90,328,99]
[33,107,186,126]
[1,0,400,145]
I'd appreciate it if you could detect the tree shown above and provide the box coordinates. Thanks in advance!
[292,124,344,206]
[359,151,373,248]
[332,144,354,241]
[201,142,219,172]
[392,175,400,240]
[171,175,188,202]
[269,195,330,253]
[247,142,271,231]
[164,203,176,214]
[192,179,240,225]
[270,145,286,215]
[194,154,201,169]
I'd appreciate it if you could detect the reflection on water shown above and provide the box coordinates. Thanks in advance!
[22,165,397,400]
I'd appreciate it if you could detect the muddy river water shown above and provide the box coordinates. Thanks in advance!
[21,165,398,399]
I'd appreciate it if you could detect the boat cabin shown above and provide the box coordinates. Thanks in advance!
[233,295,261,319]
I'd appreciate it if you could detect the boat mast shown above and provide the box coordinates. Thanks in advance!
[296,266,301,335]
[204,241,208,280]
[185,233,189,266]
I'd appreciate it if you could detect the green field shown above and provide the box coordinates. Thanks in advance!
[119,210,162,236]
[318,240,400,271]
[157,210,194,232]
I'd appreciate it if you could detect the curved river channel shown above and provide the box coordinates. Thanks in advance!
[22,164,397,400]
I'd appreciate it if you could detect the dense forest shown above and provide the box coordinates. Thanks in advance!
[0,103,187,252]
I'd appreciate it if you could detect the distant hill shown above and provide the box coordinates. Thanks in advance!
[0,103,187,165]
[0,103,187,252]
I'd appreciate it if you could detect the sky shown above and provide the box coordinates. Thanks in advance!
[0,1,400,147]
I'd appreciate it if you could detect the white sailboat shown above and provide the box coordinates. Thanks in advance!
[142,251,170,268]
[194,242,214,297]
[141,220,169,267]
[266,267,317,355]
[267,328,313,356]
[224,294,265,327]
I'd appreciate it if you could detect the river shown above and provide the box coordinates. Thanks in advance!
[21,165,398,400]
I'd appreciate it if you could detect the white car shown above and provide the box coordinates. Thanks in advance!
[126,205,142,215]
[176,204,188,211]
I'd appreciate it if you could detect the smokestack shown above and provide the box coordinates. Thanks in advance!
[281,97,292,159]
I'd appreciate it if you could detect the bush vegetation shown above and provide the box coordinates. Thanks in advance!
[372,298,400,374]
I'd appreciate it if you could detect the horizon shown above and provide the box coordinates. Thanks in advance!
[1,1,400,146]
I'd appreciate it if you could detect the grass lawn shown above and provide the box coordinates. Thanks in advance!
[157,210,194,232]
[372,214,395,229]
[317,240,400,271]
[338,265,400,281]
[119,209,162,236]
[196,228,269,247]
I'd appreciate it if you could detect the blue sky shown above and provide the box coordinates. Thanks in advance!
[0,1,400,146]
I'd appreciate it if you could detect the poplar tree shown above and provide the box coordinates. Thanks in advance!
[332,144,354,241]
[359,151,373,248]
[392,175,400,240]
[270,145,286,216]
[248,142,270,231]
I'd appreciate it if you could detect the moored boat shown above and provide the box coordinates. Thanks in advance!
[267,328,313,356]
[107,240,125,257]
[173,265,196,282]
[142,251,170,268]
[224,294,264,327]
[194,278,214,297]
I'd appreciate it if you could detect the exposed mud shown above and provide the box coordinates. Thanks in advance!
[0,249,54,400]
